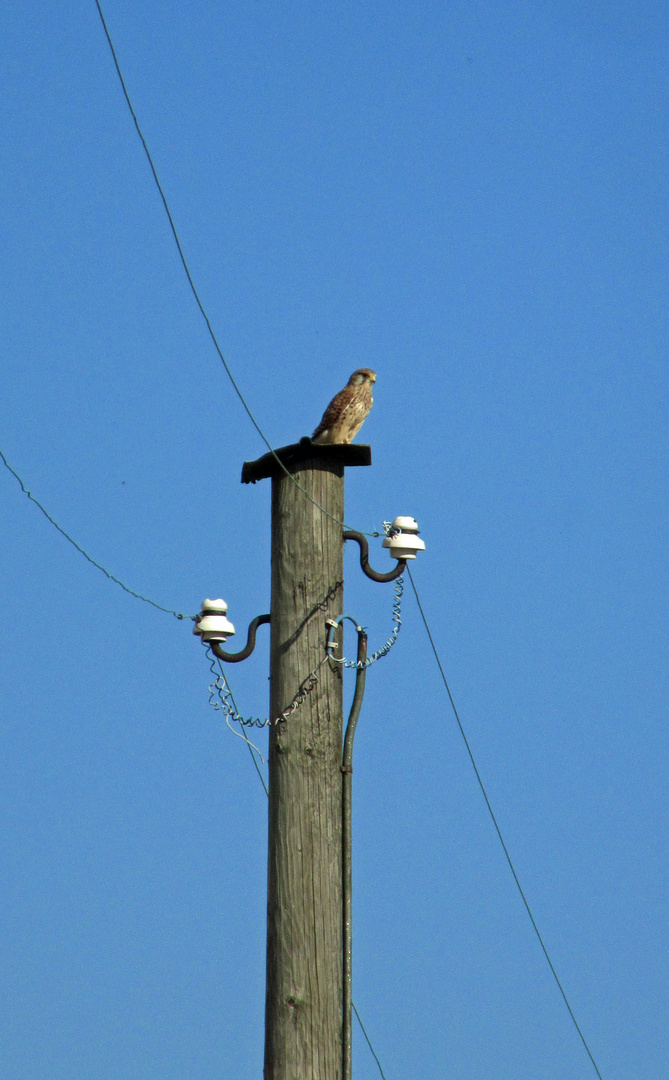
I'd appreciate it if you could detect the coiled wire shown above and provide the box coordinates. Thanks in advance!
[206,570,403,725]
[327,576,403,669]
[206,646,329,728]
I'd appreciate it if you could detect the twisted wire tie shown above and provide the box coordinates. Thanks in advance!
[206,646,328,729]
[327,575,403,669]
[207,528,402,725]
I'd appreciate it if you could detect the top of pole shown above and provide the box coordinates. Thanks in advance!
[241,437,372,484]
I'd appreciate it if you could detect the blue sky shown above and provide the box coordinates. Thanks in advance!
[1,2,667,1077]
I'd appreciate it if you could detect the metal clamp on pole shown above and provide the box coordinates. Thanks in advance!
[193,599,270,662]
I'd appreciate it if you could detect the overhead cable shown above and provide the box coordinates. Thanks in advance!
[93,0,376,539]
[352,1003,389,1080]
[0,447,192,621]
[407,567,605,1080]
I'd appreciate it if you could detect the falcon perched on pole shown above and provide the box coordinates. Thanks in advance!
[311,369,376,445]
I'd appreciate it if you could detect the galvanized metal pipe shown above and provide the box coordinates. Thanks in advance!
[342,629,368,1080]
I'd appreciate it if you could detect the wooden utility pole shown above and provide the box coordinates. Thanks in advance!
[242,438,371,1080]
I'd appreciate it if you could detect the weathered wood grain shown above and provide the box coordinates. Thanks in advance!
[264,456,345,1080]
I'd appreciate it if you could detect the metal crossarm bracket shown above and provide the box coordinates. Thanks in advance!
[343,529,406,582]
[209,613,271,663]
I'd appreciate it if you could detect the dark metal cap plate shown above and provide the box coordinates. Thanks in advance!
[241,437,372,484]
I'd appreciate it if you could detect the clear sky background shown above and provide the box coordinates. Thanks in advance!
[1,2,667,1078]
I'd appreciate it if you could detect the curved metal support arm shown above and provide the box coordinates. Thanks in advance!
[343,529,406,582]
[209,613,271,663]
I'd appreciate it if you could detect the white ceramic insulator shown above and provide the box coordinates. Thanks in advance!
[382,532,426,560]
[201,598,228,613]
[389,515,420,533]
[193,598,236,640]
[195,613,236,641]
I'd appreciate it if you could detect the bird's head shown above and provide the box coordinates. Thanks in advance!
[349,368,377,385]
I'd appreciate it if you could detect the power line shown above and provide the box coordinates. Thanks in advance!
[209,653,269,795]
[0,447,192,621]
[406,567,605,1080]
[5,429,386,1070]
[353,1003,389,1080]
[5,438,388,1060]
[92,0,377,539]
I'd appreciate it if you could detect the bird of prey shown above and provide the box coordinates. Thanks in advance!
[311,369,376,444]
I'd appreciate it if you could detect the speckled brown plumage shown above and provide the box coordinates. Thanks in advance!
[311,369,376,444]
